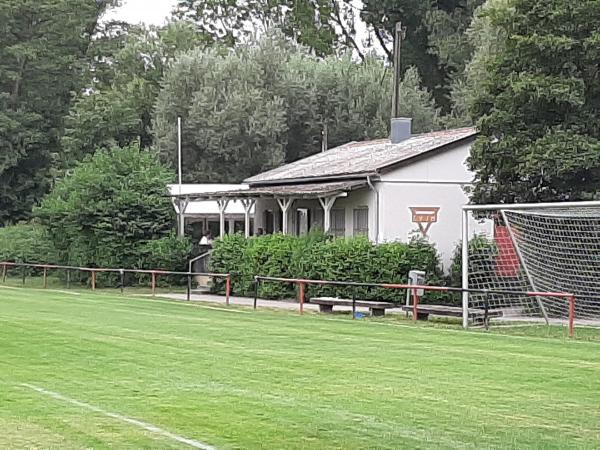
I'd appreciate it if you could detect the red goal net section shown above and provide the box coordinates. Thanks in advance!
[461,201,600,333]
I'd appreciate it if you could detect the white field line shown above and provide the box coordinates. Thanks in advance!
[21,384,215,450]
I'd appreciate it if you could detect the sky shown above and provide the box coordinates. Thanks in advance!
[104,0,177,25]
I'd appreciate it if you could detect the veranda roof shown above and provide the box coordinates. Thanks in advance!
[170,180,368,202]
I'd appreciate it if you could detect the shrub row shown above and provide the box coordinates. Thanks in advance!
[209,232,447,303]
[0,223,192,286]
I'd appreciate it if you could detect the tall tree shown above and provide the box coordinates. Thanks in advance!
[468,0,600,204]
[172,0,347,57]
[153,32,440,182]
[61,21,207,168]
[153,43,288,183]
[0,0,117,225]
[361,0,483,110]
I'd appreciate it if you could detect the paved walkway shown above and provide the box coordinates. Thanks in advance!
[158,292,406,315]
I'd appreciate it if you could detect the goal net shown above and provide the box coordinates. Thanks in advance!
[462,202,600,327]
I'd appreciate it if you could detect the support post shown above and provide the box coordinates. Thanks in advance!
[276,198,294,235]
[43,267,48,289]
[318,196,337,234]
[2,263,6,283]
[22,265,26,285]
[225,275,231,305]
[217,198,230,237]
[412,287,419,322]
[66,269,71,289]
[568,296,575,338]
[187,273,192,301]
[253,278,259,309]
[151,272,156,297]
[241,199,255,238]
[484,293,489,330]
[120,269,124,295]
[352,290,356,319]
[298,282,305,315]
[178,198,189,238]
[461,209,469,329]
[91,270,96,291]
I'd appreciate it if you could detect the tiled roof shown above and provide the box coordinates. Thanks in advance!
[245,127,477,185]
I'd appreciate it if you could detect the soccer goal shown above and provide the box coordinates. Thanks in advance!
[461,201,600,330]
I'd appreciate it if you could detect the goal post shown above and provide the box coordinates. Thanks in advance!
[461,201,600,330]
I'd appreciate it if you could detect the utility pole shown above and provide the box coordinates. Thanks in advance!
[391,22,406,119]
[177,116,185,237]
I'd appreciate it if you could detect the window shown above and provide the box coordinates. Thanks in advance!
[331,209,345,237]
[353,207,369,236]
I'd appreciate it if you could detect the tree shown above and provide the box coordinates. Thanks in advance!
[153,44,288,183]
[153,33,440,182]
[36,145,183,270]
[468,0,600,204]
[172,0,348,57]
[61,21,207,168]
[0,0,118,225]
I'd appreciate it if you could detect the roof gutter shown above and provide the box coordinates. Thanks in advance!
[367,175,380,244]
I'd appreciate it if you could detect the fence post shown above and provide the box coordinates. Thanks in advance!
[412,287,419,322]
[568,295,575,338]
[352,290,356,319]
[253,278,259,310]
[91,270,96,291]
[298,282,305,315]
[66,269,71,289]
[120,269,124,295]
[2,263,6,283]
[22,265,26,285]
[151,272,156,297]
[187,273,192,301]
[43,266,48,289]
[225,275,231,306]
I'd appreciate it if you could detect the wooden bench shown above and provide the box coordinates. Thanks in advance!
[310,297,396,316]
[401,304,503,322]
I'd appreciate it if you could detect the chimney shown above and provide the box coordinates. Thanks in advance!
[390,117,412,144]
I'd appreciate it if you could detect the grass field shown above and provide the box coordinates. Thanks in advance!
[2,286,600,449]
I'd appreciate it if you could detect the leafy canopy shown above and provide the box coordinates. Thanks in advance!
[36,145,181,270]
[468,0,600,203]
[0,0,116,225]
[154,32,440,183]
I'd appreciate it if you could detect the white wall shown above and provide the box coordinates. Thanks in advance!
[377,141,474,271]
[379,142,473,184]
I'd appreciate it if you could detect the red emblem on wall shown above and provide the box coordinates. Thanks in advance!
[410,207,440,238]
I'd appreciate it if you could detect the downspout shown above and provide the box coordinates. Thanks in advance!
[367,176,380,244]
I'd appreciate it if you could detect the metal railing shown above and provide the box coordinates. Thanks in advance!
[0,261,231,304]
[253,275,577,337]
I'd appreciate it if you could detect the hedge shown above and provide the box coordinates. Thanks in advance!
[0,223,192,287]
[209,232,446,303]
[0,223,56,264]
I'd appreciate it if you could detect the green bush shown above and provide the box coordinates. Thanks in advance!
[35,144,177,271]
[0,223,56,264]
[137,233,193,285]
[209,233,445,302]
[448,235,499,287]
